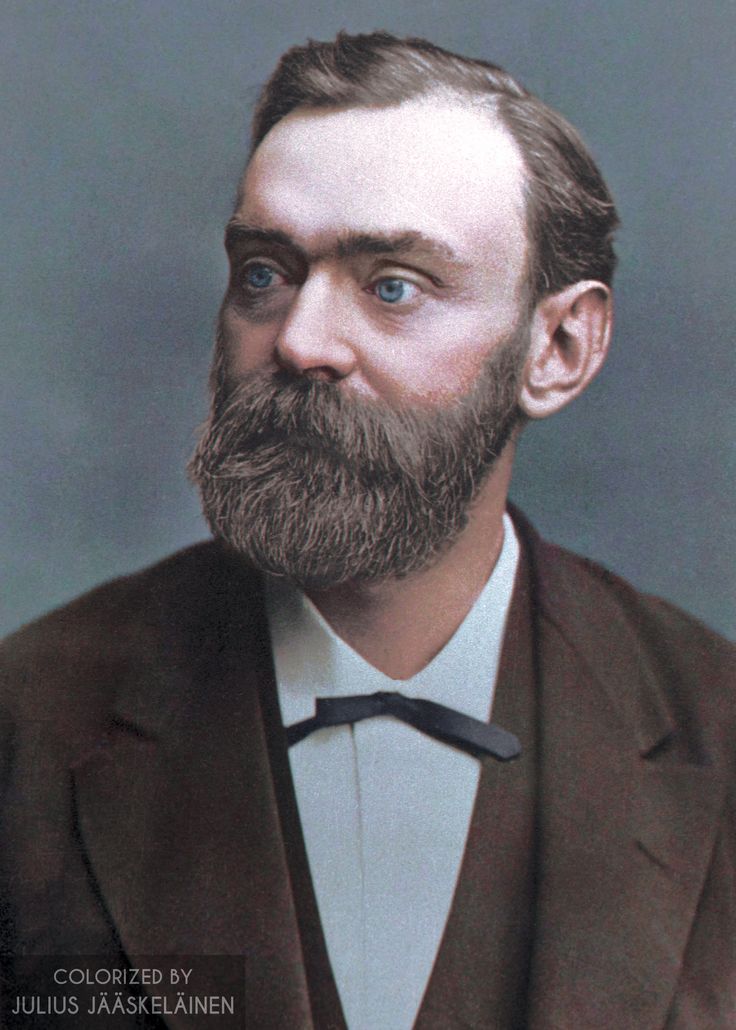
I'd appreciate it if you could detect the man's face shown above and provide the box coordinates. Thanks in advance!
[220,98,529,405]
[190,99,532,588]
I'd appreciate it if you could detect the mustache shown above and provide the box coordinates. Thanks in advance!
[198,367,497,483]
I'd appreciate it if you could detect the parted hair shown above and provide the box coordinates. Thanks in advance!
[250,31,619,304]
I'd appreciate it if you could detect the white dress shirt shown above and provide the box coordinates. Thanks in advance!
[266,513,519,1030]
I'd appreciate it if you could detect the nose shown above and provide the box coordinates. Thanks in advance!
[274,273,357,382]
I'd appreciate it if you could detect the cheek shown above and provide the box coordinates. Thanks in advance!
[363,311,507,405]
[220,307,279,377]
[384,358,484,405]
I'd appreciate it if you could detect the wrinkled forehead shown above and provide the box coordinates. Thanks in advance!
[236,99,528,279]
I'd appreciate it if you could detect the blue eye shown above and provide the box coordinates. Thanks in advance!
[374,278,417,304]
[244,263,277,289]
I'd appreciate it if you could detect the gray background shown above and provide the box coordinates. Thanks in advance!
[2,0,734,640]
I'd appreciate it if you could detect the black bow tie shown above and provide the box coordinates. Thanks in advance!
[286,691,521,761]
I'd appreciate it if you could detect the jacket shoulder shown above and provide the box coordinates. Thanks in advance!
[537,535,734,664]
[519,519,736,751]
[0,542,264,723]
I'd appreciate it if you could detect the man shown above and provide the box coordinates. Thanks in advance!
[1,30,734,1029]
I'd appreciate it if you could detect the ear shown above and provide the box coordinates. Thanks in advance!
[519,281,613,420]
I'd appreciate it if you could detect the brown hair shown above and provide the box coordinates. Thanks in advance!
[250,31,619,304]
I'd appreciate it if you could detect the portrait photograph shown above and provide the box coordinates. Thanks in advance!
[1,1,734,1026]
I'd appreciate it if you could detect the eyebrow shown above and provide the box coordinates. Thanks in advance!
[224,220,465,269]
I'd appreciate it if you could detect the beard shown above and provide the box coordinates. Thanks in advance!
[188,321,529,590]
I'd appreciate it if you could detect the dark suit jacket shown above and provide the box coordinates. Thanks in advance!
[1,511,734,1028]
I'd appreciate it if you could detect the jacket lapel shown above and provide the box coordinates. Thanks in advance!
[416,547,538,1028]
[71,547,314,1029]
[521,520,725,1028]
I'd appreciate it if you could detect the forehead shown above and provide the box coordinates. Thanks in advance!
[237,99,528,279]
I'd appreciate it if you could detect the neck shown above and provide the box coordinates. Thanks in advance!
[305,449,515,679]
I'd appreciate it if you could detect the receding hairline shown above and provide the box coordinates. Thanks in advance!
[237,90,529,218]
[245,31,619,301]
